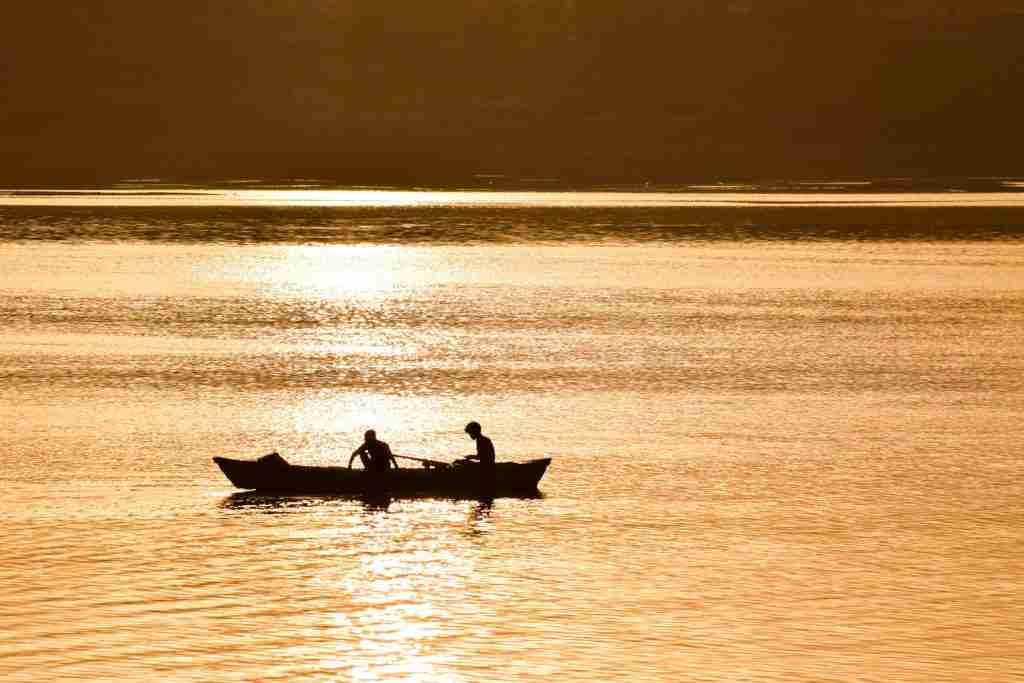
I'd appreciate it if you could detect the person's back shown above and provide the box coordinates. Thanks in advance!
[474,433,495,468]
[463,422,496,486]
[366,439,393,473]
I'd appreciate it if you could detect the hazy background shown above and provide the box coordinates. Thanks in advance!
[3,1,1023,185]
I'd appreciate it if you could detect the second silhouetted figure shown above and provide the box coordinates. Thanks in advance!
[349,429,398,473]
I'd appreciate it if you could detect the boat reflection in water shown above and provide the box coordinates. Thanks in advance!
[217,490,396,513]
[219,490,532,513]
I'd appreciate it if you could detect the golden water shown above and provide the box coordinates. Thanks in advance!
[1,190,1022,681]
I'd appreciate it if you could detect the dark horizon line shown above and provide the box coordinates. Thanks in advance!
[2,174,1023,193]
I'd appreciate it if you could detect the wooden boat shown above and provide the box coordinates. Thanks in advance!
[213,452,551,496]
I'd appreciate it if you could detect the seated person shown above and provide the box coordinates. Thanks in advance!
[348,429,397,473]
[462,421,495,471]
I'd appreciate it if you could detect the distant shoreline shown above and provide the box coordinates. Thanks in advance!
[1,177,1022,196]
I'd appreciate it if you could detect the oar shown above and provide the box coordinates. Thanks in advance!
[394,454,453,468]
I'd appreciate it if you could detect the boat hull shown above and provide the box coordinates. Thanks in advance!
[213,455,551,496]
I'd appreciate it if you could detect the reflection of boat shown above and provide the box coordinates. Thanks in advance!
[213,453,551,496]
[219,490,537,512]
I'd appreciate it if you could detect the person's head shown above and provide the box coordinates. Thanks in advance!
[364,429,377,443]
[464,421,481,439]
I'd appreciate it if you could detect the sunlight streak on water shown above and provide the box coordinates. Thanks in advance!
[4,187,1024,207]
[226,244,410,301]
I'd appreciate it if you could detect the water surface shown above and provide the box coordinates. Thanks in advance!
[1,188,1023,681]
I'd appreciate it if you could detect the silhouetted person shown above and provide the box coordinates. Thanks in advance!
[349,429,397,473]
[462,421,496,488]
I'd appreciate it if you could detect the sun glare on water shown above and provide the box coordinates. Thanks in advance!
[4,187,1024,207]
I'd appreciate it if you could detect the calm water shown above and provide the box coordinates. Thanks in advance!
[2,188,1023,682]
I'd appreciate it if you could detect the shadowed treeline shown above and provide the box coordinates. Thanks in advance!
[2,2,1023,184]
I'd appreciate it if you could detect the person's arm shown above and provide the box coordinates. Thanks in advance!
[349,444,365,468]
[385,443,398,469]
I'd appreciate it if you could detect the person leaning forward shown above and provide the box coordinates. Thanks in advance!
[349,429,397,473]
[462,421,495,476]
